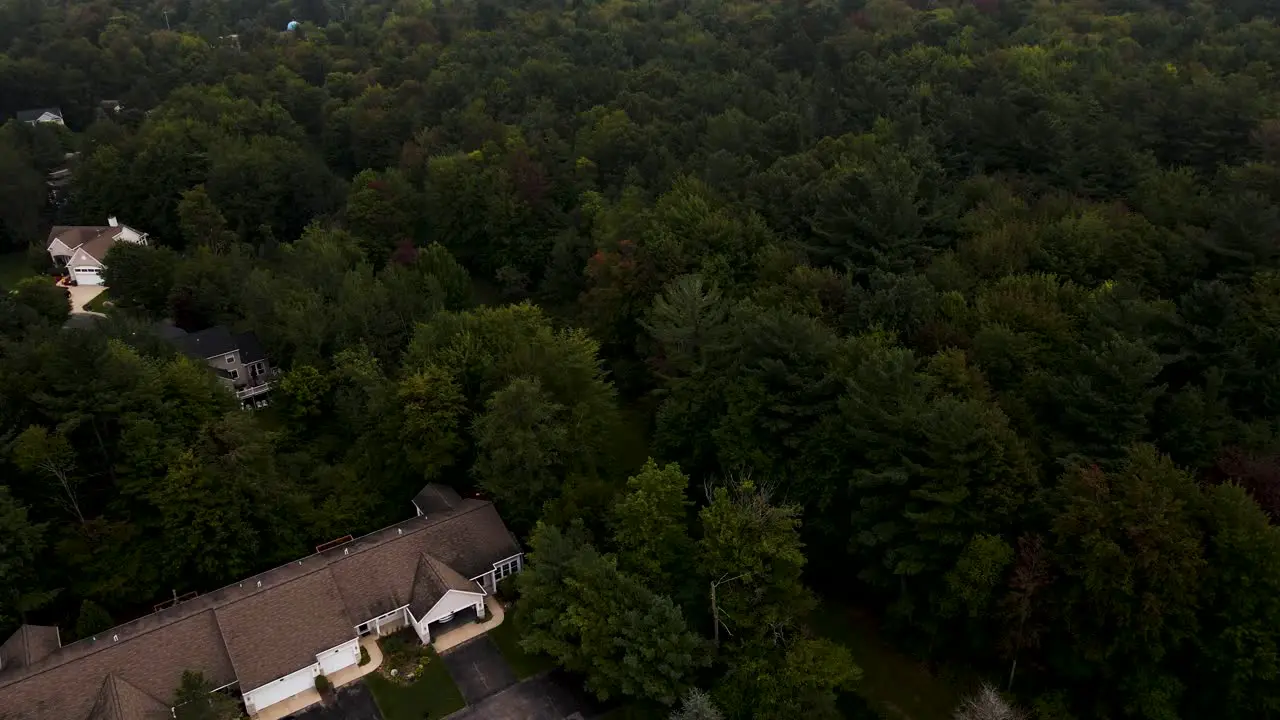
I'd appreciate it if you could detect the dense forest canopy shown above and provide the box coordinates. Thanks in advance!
[4,0,1280,717]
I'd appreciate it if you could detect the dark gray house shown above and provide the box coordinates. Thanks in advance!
[170,326,276,407]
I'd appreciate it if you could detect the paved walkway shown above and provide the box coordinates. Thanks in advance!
[441,636,517,705]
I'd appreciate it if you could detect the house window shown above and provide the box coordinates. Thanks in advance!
[357,622,371,636]
[225,355,235,364]
[494,558,520,581]
[230,370,239,380]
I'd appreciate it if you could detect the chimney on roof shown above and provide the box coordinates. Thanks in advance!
[107,215,119,227]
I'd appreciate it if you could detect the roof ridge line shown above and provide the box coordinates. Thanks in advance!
[20,625,33,665]
[420,552,449,590]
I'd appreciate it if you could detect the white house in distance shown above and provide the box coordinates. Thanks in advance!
[0,485,523,720]
[45,216,149,286]
[15,107,64,125]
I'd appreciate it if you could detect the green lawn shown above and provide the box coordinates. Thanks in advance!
[0,251,36,291]
[488,615,555,679]
[84,289,111,313]
[365,654,465,720]
[811,602,969,720]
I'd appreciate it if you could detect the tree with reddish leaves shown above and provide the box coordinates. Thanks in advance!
[389,238,419,266]
[1000,534,1050,692]
[1208,446,1280,521]
[344,168,419,260]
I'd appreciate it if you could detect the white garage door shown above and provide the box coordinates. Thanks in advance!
[244,664,317,715]
[317,639,360,675]
[72,267,103,286]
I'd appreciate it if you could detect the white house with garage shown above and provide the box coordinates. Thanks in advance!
[45,216,148,286]
[0,484,523,720]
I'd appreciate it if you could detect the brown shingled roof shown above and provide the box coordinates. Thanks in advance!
[0,611,235,720]
[48,226,118,257]
[86,674,171,720]
[408,554,483,618]
[79,231,122,263]
[0,499,520,720]
[329,501,518,619]
[213,570,355,691]
[0,625,60,671]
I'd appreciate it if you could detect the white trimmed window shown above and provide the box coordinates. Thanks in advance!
[495,558,519,581]
[225,355,235,364]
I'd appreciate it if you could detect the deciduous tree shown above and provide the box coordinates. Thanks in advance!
[611,458,693,590]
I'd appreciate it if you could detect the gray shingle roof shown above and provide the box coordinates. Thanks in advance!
[412,483,462,516]
[172,326,238,360]
[236,332,267,364]
[170,327,268,364]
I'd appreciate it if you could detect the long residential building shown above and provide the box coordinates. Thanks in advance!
[0,485,523,720]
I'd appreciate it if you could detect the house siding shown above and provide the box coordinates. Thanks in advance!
[208,349,246,389]
[116,226,145,244]
[47,238,73,262]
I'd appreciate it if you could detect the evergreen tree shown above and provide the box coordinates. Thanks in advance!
[74,599,113,638]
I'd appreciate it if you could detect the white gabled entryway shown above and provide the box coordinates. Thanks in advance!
[409,590,486,643]
[424,590,486,625]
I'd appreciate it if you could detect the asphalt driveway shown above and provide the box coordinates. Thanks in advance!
[441,636,517,704]
[443,671,600,720]
[288,683,383,720]
[67,284,105,315]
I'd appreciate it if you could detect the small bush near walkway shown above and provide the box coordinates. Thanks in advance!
[378,629,433,685]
